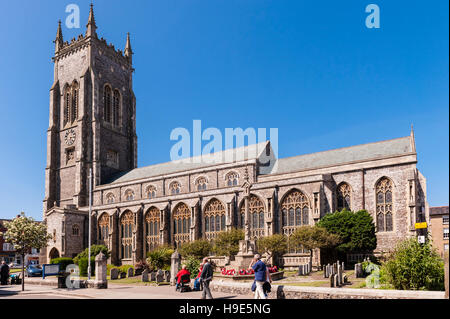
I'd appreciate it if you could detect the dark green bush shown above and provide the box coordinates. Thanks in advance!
[73,245,110,264]
[184,257,202,279]
[78,257,95,277]
[50,257,74,272]
[118,265,134,275]
[178,240,212,259]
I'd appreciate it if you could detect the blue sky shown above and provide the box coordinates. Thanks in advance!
[0,0,448,220]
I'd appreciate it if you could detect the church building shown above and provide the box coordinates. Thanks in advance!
[41,6,429,268]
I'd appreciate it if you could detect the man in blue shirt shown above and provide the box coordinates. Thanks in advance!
[249,254,267,299]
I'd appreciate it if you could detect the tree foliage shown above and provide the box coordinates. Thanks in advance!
[146,245,174,270]
[256,234,288,262]
[317,209,377,253]
[184,256,202,279]
[382,237,444,291]
[212,228,244,258]
[178,239,212,259]
[73,244,110,264]
[0,213,52,291]
[290,225,341,265]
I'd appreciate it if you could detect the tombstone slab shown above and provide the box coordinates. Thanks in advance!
[156,269,164,283]
[141,269,149,282]
[127,267,134,278]
[110,268,118,280]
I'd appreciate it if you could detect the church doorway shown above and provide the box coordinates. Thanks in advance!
[49,247,60,260]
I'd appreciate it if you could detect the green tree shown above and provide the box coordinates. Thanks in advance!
[290,225,341,268]
[73,244,110,264]
[256,234,288,266]
[178,239,212,259]
[212,228,244,258]
[0,213,52,291]
[317,209,377,254]
[146,245,174,270]
[382,237,444,291]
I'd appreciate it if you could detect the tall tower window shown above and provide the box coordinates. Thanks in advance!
[104,85,112,123]
[113,90,120,126]
[64,87,71,126]
[71,81,78,123]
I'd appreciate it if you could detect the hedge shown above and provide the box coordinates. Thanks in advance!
[78,257,95,277]
[50,257,74,272]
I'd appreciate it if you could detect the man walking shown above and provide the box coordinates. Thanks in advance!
[200,257,213,299]
[249,254,266,299]
[0,261,10,285]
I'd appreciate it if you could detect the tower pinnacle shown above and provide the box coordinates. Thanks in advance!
[125,32,133,63]
[86,3,97,38]
[54,20,64,53]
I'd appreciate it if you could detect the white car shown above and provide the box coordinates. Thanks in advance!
[8,263,22,269]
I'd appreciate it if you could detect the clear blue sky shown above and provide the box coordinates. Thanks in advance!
[0,0,448,220]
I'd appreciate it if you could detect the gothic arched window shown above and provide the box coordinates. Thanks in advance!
[106,193,115,204]
[337,182,352,211]
[226,172,239,187]
[204,199,226,240]
[120,211,134,259]
[239,195,265,239]
[196,177,207,191]
[281,190,310,253]
[170,181,181,195]
[64,86,71,126]
[146,185,156,199]
[104,85,112,123]
[173,203,191,247]
[71,81,78,123]
[113,89,120,126]
[98,213,109,247]
[125,189,134,201]
[376,178,394,232]
[145,207,160,252]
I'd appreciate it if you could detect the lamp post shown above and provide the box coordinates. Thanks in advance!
[87,167,92,280]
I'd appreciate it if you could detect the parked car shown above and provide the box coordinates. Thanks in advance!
[26,264,43,277]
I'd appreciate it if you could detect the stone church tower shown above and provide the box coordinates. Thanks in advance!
[42,5,137,261]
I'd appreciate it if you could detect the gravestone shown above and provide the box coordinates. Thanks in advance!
[120,272,126,279]
[110,268,118,280]
[156,269,164,283]
[164,270,171,282]
[150,271,157,281]
[170,250,181,286]
[330,274,334,287]
[142,269,149,282]
[333,274,339,288]
[127,267,134,278]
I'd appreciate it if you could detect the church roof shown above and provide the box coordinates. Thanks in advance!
[105,135,414,185]
[106,141,270,184]
[271,136,414,175]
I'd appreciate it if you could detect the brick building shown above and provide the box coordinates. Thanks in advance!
[0,219,16,264]
[41,5,430,267]
[429,206,449,258]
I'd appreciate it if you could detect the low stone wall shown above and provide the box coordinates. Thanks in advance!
[214,271,284,282]
[209,281,445,299]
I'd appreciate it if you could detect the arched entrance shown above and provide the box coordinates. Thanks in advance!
[49,247,60,260]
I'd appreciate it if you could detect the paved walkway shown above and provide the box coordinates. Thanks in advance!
[0,283,250,299]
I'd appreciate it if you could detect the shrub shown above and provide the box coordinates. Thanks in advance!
[78,257,95,277]
[74,245,110,264]
[118,265,134,275]
[179,240,212,259]
[135,260,150,272]
[106,264,118,276]
[146,245,174,270]
[382,237,444,291]
[50,257,74,272]
[184,257,202,279]
[317,209,377,254]
[212,228,244,258]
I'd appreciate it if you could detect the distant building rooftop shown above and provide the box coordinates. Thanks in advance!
[429,206,449,216]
